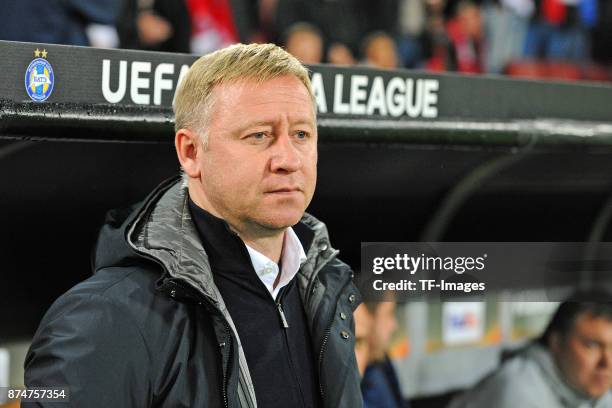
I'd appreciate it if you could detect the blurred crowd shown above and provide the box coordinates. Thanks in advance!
[1,0,612,80]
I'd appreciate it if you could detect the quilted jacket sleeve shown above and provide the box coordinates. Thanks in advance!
[23,292,152,407]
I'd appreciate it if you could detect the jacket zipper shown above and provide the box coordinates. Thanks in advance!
[317,276,353,404]
[275,286,308,408]
[167,279,233,408]
[126,236,238,408]
[317,326,332,402]
[276,302,289,328]
[221,321,232,408]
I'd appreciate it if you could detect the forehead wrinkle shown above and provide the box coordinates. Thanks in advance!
[209,77,316,131]
[214,82,308,109]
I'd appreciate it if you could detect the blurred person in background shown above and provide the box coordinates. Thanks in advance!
[355,303,374,377]
[444,0,486,16]
[0,0,121,46]
[397,0,428,68]
[361,301,411,408]
[283,22,324,64]
[482,0,535,73]
[356,0,400,36]
[361,32,400,70]
[449,294,612,408]
[327,43,358,66]
[187,0,258,54]
[446,0,485,73]
[591,0,612,66]
[275,0,361,64]
[258,0,281,42]
[117,0,191,53]
[353,0,438,69]
[524,0,595,63]
[423,0,460,71]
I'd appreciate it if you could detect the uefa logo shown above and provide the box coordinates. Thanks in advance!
[25,48,54,102]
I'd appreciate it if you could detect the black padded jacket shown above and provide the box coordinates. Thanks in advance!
[23,176,363,408]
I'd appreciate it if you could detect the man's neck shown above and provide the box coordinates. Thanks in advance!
[241,233,285,264]
[189,183,286,263]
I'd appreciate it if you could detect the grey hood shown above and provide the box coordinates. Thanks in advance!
[527,344,612,408]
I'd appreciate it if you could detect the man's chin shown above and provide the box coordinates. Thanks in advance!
[258,211,304,231]
[586,384,612,399]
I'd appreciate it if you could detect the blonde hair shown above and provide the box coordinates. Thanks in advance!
[173,43,314,145]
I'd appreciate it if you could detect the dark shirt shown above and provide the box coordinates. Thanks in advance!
[116,0,191,53]
[0,0,120,46]
[362,356,410,408]
[188,198,322,408]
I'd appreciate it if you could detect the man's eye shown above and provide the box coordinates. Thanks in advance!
[585,340,598,349]
[251,132,267,140]
[295,130,308,139]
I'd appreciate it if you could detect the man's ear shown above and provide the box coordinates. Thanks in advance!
[175,128,201,178]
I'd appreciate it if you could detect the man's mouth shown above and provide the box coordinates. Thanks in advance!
[592,372,611,385]
[266,187,301,194]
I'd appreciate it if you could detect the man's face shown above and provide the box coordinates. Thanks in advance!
[354,304,373,376]
[195,75,317,236]
[552,313,612,398]
[366,36,398,70]
[370,302,398,361]
[286,31,323,64]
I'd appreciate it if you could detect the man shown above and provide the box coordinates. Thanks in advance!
[355,303,374,377]
[24,43,362,408]
[275,0,361,63]
[283,22,324,64]
[361,31,400,70]
[360,301,410,408]
[450,296,612,408]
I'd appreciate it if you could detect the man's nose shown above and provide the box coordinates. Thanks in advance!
[597,346,612,369]
[270,133,301,173]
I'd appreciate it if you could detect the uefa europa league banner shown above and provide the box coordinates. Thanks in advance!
[2,40,612,124]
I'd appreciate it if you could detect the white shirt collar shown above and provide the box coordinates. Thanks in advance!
[245,227,307,300]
